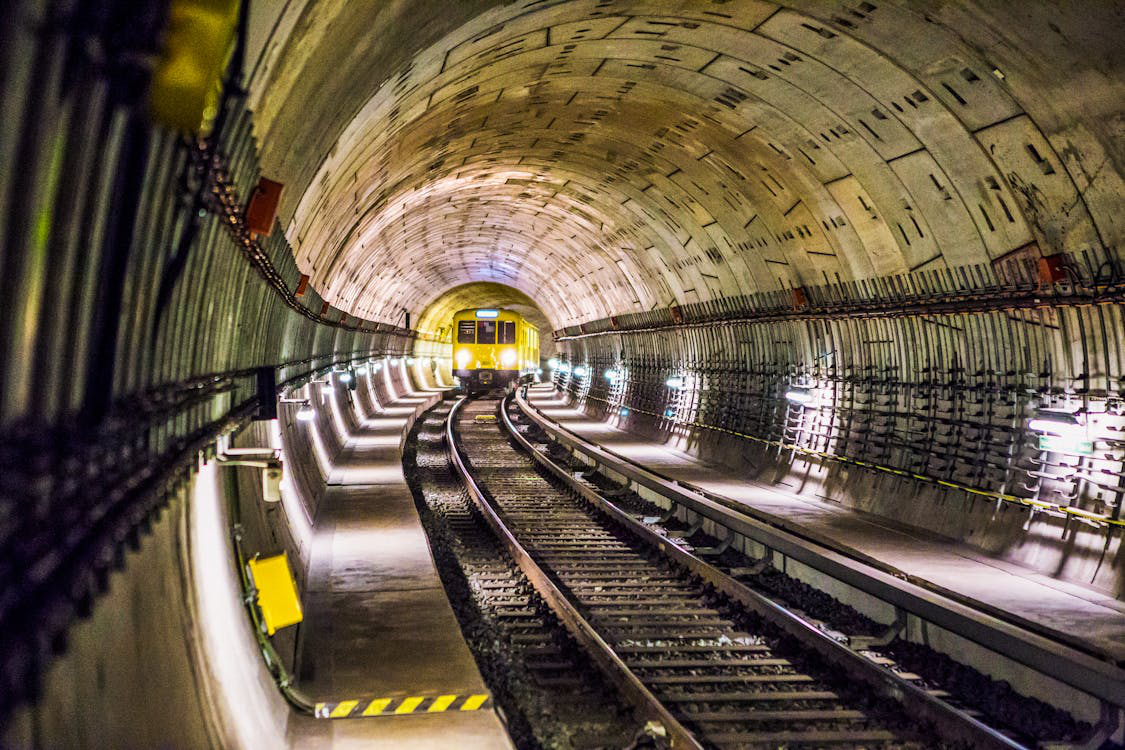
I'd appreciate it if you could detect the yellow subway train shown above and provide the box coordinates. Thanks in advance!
[452,308,539,392]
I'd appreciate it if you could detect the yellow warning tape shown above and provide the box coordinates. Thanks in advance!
[315,693,491,719]
[552,392,1125,530]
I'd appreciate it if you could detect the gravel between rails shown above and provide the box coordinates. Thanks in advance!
[404,400,643,750]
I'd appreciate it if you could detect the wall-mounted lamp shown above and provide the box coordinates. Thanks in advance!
[785,387,814,406]
[665,375,685,390]
[1028,409,1092,455]
[573,365,588,378]
[605,368,623,382]
[338,371,354,384]
[1027,409,1082,435]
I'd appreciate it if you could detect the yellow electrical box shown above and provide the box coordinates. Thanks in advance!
[247,553,303,635]
[149,0,240,134]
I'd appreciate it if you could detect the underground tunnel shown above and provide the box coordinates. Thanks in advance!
[1,0,1124,748]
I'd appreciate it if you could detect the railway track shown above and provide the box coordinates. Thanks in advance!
[447,393,1031,750]
[406,401,638,749]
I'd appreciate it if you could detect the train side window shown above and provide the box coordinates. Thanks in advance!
[457,321,476,343]
[499,320,516,344]
[477,320,496,344]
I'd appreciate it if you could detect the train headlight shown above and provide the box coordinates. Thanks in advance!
[501,348,517,367]
[456,349,472,368]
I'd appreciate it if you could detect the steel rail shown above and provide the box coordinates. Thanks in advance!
[445,396,703,750]
[513,387,1125,711]
[500,391,1028,750]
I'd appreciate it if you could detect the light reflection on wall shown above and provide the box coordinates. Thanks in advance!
[188,462,287,749]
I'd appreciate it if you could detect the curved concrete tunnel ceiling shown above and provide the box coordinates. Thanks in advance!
[250,0,1124,330]
[415,281,553,343]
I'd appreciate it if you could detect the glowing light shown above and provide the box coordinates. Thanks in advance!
[338,371,353,384]
[1028,410,1082,436]
[501,348,517,367]
[664,407,676,418]
[573,365,588,378]
[389,357,400,365]
[620,407,630,416]
[786,387,813,405]
[558,363,571,374]
[373,363,383,373]
[605,368,623,382]
[456,349,472,367]
[547,358,559,369]
[1038,434,1093,456]
[665,375,685,389]
[406,357,416,365]
[322,385,334,393]
[355,365,368,375]
[296,405,315,422]
[475,309,500,318]
[535,368,543,376]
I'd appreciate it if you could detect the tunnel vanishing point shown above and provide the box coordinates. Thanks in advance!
[2,1,1125,748]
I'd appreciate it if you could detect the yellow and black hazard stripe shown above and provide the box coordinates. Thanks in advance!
[315,693,491,719]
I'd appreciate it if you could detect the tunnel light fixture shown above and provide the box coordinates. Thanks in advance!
[664,407,677,418]
[355,364,368,375]
[573,365,588,378]
[406,357,417,366]
[296,403,315,422]
[547,358,559,369]
[558,363,571,375]
[372,362,383,373]
[1028,409,1082,435]
[665,375,685,390]
[605,368,623,382]
[535,368,543,376]
[338,371,354,384]
[785,387,814,406]
[619,407,630,417]
[1028,409,1091,454]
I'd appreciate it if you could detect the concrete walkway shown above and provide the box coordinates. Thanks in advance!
[288,374,512,748]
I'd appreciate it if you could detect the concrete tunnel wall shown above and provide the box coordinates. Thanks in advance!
[1,359,433,750]
[241,0,1124,597]
[2,0,1124,746]
[551,304,1125,595]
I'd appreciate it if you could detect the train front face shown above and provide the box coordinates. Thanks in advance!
[452,308,538,392]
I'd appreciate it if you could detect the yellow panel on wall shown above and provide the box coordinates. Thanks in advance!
[247,552,303,635]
